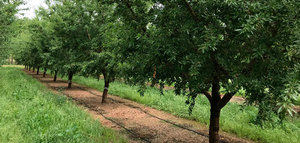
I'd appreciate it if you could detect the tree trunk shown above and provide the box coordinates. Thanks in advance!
[209,107,221,143]
[101,71,110,103]
[159,82,164,95]
[68,72,73,88]
[150,78,156,87]
[54,70,58,82]
[209,76,221,143]
[33,67,35,72]
[204,79,235,143]
[151,66,157,87]
[29,66,31,71]
[43,68,47,77]
[10,56,13,65]
[37,67,40,75]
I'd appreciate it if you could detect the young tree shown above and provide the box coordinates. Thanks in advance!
[45,0,95,88]
[13,19,45,71]
[81,1,123,103]
[28,17,53,77]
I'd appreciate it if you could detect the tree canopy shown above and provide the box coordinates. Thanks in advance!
[8,0,300,142]
[0,0,22,64]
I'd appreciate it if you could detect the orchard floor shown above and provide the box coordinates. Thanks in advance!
[24,69,253,143]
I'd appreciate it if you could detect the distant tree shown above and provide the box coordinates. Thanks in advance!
[0,0,22,64]
[44,0,96,88]
[13,19,44,71]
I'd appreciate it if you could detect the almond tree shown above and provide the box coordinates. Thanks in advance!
[71,0,122,103]
[13,19,44,71]
[0,0,22,64]
[81,5,122,103]
[109,0,299,142]
[45,0,96,88]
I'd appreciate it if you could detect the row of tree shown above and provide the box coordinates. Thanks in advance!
[0,0,22,64]
[9,0,299,142]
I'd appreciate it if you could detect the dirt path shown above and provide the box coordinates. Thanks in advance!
[24,70,253,143]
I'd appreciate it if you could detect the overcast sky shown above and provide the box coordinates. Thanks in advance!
[17,0,48,19]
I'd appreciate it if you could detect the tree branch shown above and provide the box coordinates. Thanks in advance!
[218,92,236,109]
[181,0,199,22]
[122,0,147,33]
[123,0,136,19]
[202,91,212,104]
[86,29,91,40]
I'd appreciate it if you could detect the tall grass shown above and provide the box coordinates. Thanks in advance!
[0,67,127,143]
[69,75,300,143]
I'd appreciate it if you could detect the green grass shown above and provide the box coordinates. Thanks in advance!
[0,67,127,143]
[65,75,300,143]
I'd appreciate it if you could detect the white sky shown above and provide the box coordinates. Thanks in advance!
[17,0,48,19]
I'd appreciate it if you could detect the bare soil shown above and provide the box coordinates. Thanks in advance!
[24,70,253,143]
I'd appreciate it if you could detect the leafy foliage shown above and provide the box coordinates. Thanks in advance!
[0,0,22,64]
[8,0,300,142]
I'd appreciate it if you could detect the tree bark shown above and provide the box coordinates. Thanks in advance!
[10,56,13,64]
[159,82,164,95]
[209,76,221,143]
[54,70,58,82]
[150,78,156,87]
[43,68,47,77]
[37,67,40,75]
[68,71,73,88]
[101,71,110,103]
[209,106,221,143]
[151,66,157,87]
[206,76,235,143]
